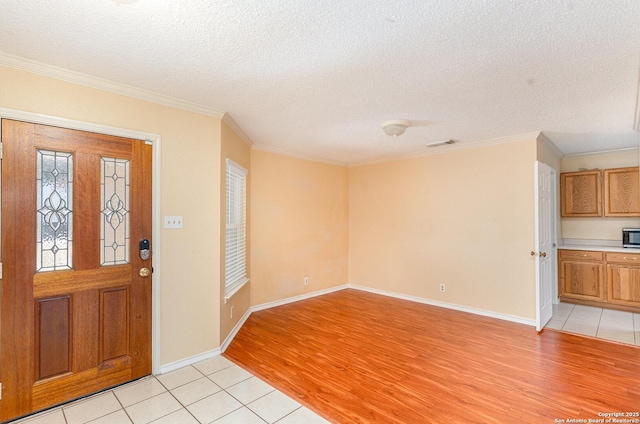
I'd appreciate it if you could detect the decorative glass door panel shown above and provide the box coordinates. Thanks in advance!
[101,157,130,266]
[36,150,73,272]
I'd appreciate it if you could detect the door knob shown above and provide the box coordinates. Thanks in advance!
[139,268,151,277]
[540,252,547,257]
[531,251,536,256]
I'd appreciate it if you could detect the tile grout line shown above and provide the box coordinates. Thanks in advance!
[110,387,134,424]
[150,363,267,424]
[137,362,243,424]
[595,307,604,338]
[272,406,303,424]
[156,366,208,424]
[556,303,640,344]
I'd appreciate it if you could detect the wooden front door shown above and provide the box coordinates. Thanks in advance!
[0,119,153,421]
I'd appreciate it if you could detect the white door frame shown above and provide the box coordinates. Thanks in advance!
[0,108,163,374]
[534,160,558,331]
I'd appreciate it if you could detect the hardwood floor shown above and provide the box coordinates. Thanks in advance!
[224,289,640,423]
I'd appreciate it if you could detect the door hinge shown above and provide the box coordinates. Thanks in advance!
[0,382,3,400]
[0,141,3,159]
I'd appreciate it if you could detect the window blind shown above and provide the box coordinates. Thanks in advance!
[225,159,248,294]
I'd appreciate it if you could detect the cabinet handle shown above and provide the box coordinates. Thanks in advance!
[574,254,588,257]
[622,257,637,260]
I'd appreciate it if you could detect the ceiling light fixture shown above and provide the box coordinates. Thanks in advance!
[381,120,411,137]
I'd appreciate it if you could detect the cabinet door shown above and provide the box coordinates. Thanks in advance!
[560,171,602,217]
[604,167,640,217]
[607,265,640,306]
[560,261,604,300]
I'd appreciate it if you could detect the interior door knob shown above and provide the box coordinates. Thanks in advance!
[540,252,547,257]
[531,251,536,256]
[139,268,151,277]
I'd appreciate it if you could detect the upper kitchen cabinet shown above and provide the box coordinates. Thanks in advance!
[603,167,640,217]
[561,170,602,217]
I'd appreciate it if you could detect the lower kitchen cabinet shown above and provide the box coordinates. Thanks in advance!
[558,249,640,312]
[605,253,640,308]
[558,250,604,301]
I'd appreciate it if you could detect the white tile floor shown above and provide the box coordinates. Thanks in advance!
[11,356,329,424]
[545,302,640,346]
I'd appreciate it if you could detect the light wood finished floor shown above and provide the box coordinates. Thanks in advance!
[224,289,640,423]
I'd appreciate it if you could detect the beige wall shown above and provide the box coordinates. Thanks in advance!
[561,149,639,172]
[249,149,349,306]
[349,139,538,319]
[561,149,640,241]
[0,66,222,365]
[220,122,251,342]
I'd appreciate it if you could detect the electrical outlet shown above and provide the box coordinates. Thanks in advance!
[440,283,446,293]
[164,215,183,229]
[304,277,309,285]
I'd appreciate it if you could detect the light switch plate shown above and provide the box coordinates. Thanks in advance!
[164,215,183,229]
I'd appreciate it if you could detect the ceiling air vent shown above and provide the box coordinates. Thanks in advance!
[425,140,456,148]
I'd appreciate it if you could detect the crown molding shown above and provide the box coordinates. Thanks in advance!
[349,131,543,167]
[222,113,254,147]
[251,144,347,167]
[0,52,226,119]
[562,146,639,157]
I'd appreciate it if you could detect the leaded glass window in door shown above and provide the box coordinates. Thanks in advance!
[101,157,130,266]
[36,150,73,272]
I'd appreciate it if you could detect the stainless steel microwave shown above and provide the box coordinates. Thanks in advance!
[622,228,640,248]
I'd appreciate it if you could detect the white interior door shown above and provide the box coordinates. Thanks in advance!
[535,161,556,331]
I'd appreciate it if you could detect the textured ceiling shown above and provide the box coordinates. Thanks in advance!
[1,0,639,164]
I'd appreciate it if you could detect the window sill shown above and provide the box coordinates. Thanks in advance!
[224,278,249,304]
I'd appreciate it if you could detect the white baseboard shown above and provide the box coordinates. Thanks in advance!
[250,284,349,313]
[220,307,253,353]
[347,284,536,327]
[159,282,535,374]
[158,347,221,374]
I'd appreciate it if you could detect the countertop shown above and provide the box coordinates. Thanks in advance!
[557,239,640,253]
[557,244,636,253]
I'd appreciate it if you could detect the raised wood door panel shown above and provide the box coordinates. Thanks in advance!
[559,260,604,301]
[0,120,153,421]
[605,252,640,307]
[606,265,640,307]
[604,167,640,217]
[560,170,602,217]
